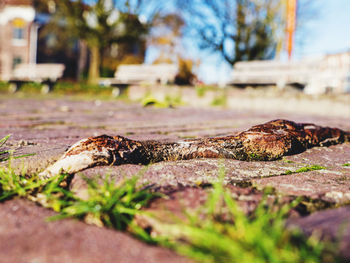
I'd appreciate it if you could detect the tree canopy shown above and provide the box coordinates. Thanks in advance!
[176,0,282,66]
[34,0,317,82]
[39,0,162,83]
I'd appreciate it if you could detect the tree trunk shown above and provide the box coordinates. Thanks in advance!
[88,45,100,84]
[77,40,88,81]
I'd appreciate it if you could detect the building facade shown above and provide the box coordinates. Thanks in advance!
[0,0,37,81]
[0,0,148,81]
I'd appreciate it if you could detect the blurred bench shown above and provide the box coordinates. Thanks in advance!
[229,60,317,89]
[99,63,178,97]
[9,63,65,93]
[115,64,178,85]
[229,53,350,94]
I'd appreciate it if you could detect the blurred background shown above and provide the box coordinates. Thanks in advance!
[0,0,349,95]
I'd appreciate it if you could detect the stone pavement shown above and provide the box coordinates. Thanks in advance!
[1,94,350,261]
[0,199,190,263]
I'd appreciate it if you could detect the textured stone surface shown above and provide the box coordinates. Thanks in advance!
[0,198,190,263]
[136,186,350,260]
[253,143,350,203]
[1,96,350,201]
[71,142,350,203]
[1,95,350,261]
[40,119,350,180]
[288,206,350,259]
[71,158,309,190]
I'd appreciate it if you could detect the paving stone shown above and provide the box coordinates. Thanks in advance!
[133,186,350,260]
[71,158,309,191]
[0,198,190,263]
[288,206,350,260]
[253,144,350,203]
[138,187,350,260]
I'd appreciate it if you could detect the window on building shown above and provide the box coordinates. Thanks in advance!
[13,27,24,40]
[12,57,22,69]
[12,18,26,44]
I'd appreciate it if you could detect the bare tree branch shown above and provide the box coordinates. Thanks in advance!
[176,0,282,65]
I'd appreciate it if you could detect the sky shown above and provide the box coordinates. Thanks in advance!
[296,0,350,57]
[147,0,350,84]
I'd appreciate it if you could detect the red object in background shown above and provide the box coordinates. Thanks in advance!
[286,0,297,60]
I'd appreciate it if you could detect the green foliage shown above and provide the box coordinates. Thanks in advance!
[281,157,295,164]
[0,135,35,162]
[1,81,125,98]
[100,67,115,78]
[54,81,124,99]
[0,165,155,239]
[157,169,328,263]
[0,135,11,162]
[211,92,227,107]
[195,86,208,97]
[53,82,108,94]
[141,94,184,108]
[0,159,155,239]
[248,152,263,160]
[49,0,152,82]
[0,161,339,261]
[53,81,76,93]
[195,85,218,97]
[20,82,42,92]
[0,168,42,201]
[0,165,69,205]
[284,165,326,175]
[52,175,157,232]
[0,81,9,92]
[342,163,350,167]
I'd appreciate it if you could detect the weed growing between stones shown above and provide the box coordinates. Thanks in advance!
[281,157,295,164]
[0,165,70,206]
[0,165,157,241]
[0,167,43,201]
[153,169,334,263]
[342,163,350,167]
[0,135,11,162]
[283,165,326,175]
[0,135,35,162]
[51,175,158,236]
[141,93,184,108]
[0,162,340,261]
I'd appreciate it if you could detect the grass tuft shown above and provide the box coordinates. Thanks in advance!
[0,135,12,162]
[342,163,350,167]
[0,156,339,261]
[0,166,156,241]
[284,165,326,175]
[153,168,331,263]
[211,93,227,107]
[51,175,157,233]
[0,134,35,162]
[0,165,69,204]
[141,93,184,108]
[0,168,41,201]
[195,86,209,97]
